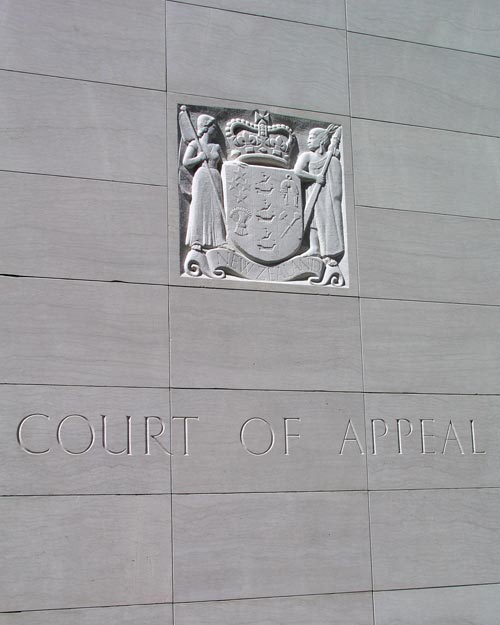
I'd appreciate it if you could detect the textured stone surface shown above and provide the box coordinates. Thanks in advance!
[374,584,500,625]
[349,33,500,136]
[170,286,363,391]
[171,389,366,493]
[175,593,374,625]
[0,71,166,183]
[347,0,500,57]
[0,605,173,625]
[0,278,169,386]
[0,172,167,283]
[173,492,371,601]
[166,2,349,114]
[357,206,500,304]
[361,298,500,394]
[176,0,347,29]
[370,489,500,589]
[0,386,171,495]
[352,118,500,219]
[0,495,172,611]
[0,0,165,88]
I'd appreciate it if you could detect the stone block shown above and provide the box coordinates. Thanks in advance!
[349,33,500,136]
[173,492,371,600]
[166,2,349,114]
[0,605,173,625]
[174,0,346,29]
[0,495,172,611]
[0,0,165,88]
[175,593,373,625]
[370,489,500,589]
[0,172,167,283]
[0,278,169,386]
[0,71,166,184]
[352,119,500,219]
[347,0,500,57]
[170,286,363,391]
[361,298,500,394]
[357,206,500,304]
[374,584,500,625]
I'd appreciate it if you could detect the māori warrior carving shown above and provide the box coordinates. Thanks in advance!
[180,111,226,252]
[294,126,344,263]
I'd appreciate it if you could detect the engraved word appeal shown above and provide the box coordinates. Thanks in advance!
[178,106,346,286]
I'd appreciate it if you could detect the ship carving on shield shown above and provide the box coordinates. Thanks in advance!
[178,105,346,286]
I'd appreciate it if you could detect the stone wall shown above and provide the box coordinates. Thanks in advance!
[1,1,500,623]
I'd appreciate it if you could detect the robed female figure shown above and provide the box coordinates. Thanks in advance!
[182,114,226,251]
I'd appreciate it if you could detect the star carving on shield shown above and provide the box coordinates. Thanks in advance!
[228,172,251,204]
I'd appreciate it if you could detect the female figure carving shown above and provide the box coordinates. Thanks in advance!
[182,114,226,252]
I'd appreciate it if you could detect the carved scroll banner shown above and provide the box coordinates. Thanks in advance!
[184,248,344,286]
[178,106,348,287]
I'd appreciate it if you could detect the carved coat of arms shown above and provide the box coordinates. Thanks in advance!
[178,105,346,286]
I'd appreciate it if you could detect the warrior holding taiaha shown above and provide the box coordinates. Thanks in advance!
[294,125,344,262]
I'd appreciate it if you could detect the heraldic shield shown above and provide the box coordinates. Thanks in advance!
[222,162,303,265]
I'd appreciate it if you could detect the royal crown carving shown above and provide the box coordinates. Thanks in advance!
[225,111,294,167]
[177,104,348,287]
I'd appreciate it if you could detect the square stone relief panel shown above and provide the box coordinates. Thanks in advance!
[167,93,358,296]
